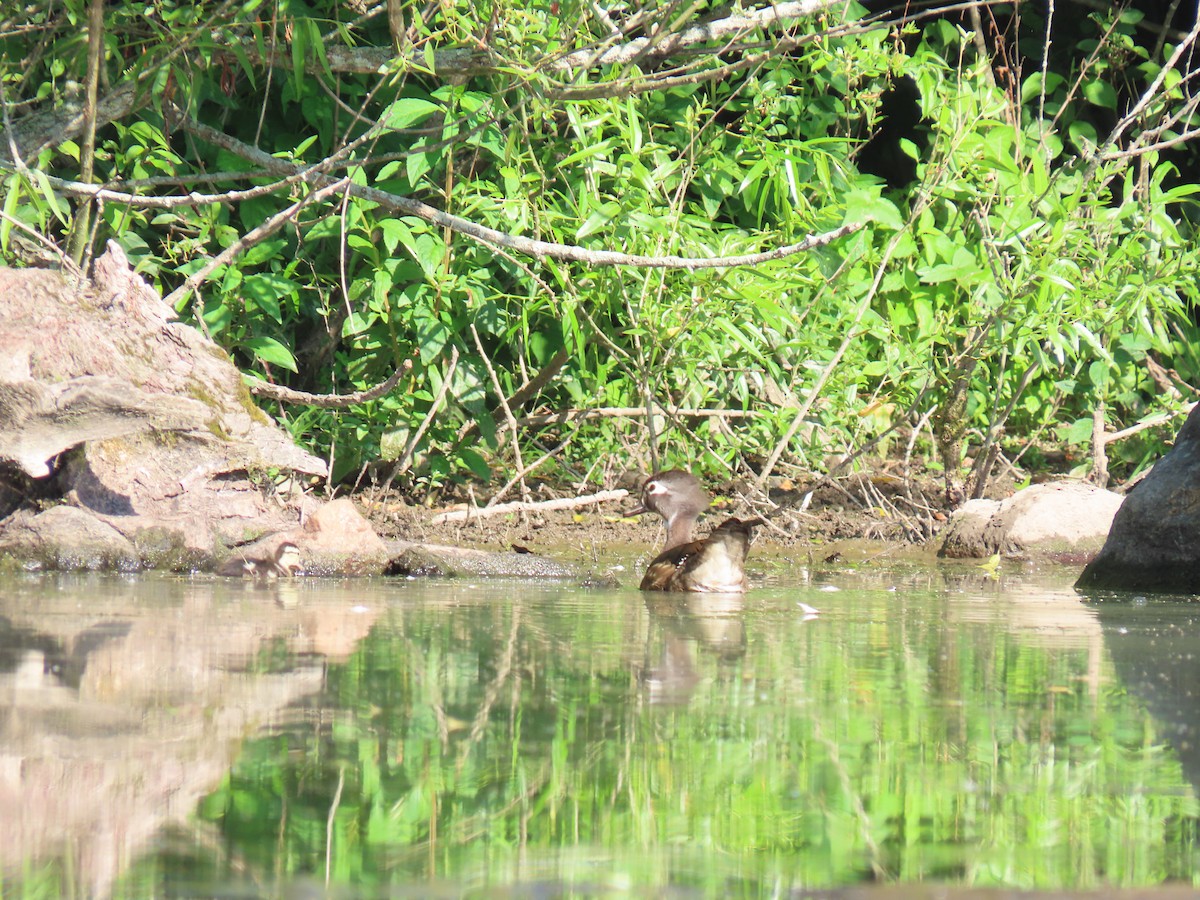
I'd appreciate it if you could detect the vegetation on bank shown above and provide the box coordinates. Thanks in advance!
[2,1,1199,508]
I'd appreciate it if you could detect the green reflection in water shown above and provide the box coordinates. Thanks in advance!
[120,573,1200,896]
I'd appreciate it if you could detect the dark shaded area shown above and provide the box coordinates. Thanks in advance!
[1085,597,1200,791]
[0,616,131,690]
[856,75,925,189]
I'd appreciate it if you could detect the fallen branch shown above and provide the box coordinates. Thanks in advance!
[430,488,628,524]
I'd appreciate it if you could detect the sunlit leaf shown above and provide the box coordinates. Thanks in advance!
[243,336,298,371]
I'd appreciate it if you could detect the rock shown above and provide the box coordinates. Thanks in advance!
[1077,405,1200,593]
[385,539,584,579]
[939,482,1123,560]
[0,505,140,571]
[211,499,391,577]
[0,375,208,479]
[293,498,390,576]
[0,247,346,571]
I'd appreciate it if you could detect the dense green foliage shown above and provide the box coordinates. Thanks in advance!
[2,1,1199,497]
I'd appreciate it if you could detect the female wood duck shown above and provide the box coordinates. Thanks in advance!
[628,469,761,592]
[218,541,304,579]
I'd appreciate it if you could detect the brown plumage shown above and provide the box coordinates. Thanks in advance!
[628,469,761,592]
[218,541,304,579]
[655,517,761,593]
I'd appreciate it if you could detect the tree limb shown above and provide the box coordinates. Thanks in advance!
[173,112,862,272]
[246,358,413,408]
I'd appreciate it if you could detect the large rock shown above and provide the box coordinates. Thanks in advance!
[1077,405,1200,593]
[0,247,332,570]
[939,482,1123,560]
[0,505,140,571]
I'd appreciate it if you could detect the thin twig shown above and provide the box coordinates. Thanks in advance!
[1089,402,1109,488]
[485,431,579,508]
[394,345,459,474]
[325,765,345,890]
[1102,403,1193,444]
[0,209,80,274]
[471,324,530,508]
[163,176,352,309]
[513,406,762,427]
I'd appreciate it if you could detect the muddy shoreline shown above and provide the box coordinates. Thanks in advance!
[361,484,941,570]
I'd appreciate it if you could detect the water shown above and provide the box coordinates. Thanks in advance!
[2,559,1200,898]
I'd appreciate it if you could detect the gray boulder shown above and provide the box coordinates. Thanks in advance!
[1077,405,1200,593]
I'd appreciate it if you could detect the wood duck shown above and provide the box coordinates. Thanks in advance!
[218,541,304,579]
[628,470,761,592]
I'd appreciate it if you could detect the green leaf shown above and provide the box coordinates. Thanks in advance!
[1060,416,1095,446]
[404,233,445,279]
[458,447,491,481]
[290,17,308,89]
[0,175,20,252]
[1082,80,1117,109]
[240,238,287,267]
[381,97,442,130]
[1067,120,1098,151]
[378,219,413,256]
[406,151,432,188]
[304,217,342,241]
[31,170,66,225]
[1021,72,1065,104]
[242,273,298,322]
[243,336,298,371]
[842,187,903,231]
[576,201,620,241]
[558,140,615,169]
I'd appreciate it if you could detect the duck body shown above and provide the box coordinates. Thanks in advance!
[628,469,760,593]
[641,517,760,592]
[218,541,304,579]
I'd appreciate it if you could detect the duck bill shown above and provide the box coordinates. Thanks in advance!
[623,503,650,518]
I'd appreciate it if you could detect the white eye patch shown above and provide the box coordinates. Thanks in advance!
[647,480,669,495]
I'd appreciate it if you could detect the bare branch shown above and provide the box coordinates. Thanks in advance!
[176,112,863,270]
[246,358,414,408]
[162,176,353,309]
[512,406,764,427]
[1095,12,1200,162]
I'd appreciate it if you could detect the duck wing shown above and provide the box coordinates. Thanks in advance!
[639,538,705,591]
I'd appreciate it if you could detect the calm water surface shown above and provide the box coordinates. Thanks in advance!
[3,556,1200,898]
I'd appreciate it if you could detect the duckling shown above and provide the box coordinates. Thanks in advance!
[218,541,304,579]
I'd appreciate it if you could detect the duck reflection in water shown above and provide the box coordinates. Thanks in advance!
[626,469,762,592]
[641,592,749,706]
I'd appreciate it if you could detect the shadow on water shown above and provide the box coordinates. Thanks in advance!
[1081,590,1200,789]
[1,563,1200,897]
